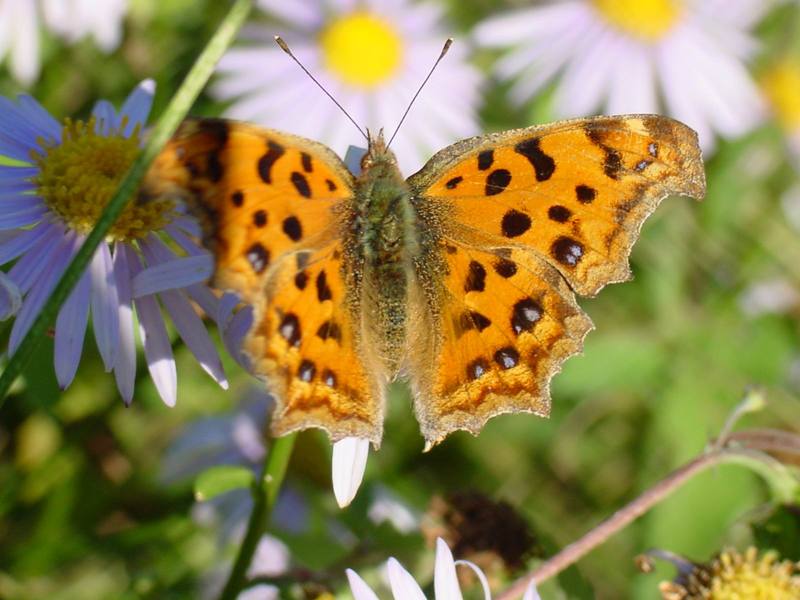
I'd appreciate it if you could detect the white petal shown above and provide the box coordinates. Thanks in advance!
[434,538,463,600]
[453,560,490,600]
[346,569,381,600]
[522,579,542,600]
[387,557,426,600]
[332,437,369,508]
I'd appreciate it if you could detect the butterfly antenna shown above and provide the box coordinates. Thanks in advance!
[387,38,452,149]
[275,36,369,142]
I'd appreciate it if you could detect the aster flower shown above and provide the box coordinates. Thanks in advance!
[655,547,800,599]
[347,537,542,600]
[475,0,770,151]
[212,0,481,173]
[0,0,129,86]
[0,80,227,406]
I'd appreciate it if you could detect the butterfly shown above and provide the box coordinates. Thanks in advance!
[145,114,705,449]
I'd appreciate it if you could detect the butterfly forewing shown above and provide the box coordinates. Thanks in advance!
[145,119,384,443]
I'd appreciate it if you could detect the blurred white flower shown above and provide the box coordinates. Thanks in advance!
[212,0,481,173]
[475,0,771,151]
[347,537,541,599]
[0,0,129,86]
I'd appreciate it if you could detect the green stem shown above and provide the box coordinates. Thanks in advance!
[218,433,297,600]
[0,0,254,407]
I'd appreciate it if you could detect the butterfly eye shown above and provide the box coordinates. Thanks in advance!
[360,154,373,171]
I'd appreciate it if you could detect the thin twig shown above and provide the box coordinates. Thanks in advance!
[217,433,297,600]
[496,429,800,600]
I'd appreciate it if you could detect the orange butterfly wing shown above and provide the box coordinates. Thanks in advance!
[407,115,705,445]
[147,119,384,443]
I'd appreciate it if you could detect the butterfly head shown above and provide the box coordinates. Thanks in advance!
[360,128,399,175]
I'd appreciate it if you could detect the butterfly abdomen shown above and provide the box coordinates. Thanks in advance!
[352,152,417,376]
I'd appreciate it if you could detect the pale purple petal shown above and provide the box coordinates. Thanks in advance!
[346,569,380,600]
[8,224,63,293]
[0,225,47,265]
[90,242,119,370]
[222,304,253,369]
[131,254,213,297]
[187,283,223,323]
[54,268,90,388]
[0,204,46,229]
[16,95,62,140]
[135,291,177,407]
[165,222,204,253]
[119,79,155,137]
[9,235,77,354]
[606,42,657,114]
[0,166,38,181]
[92,100,117,135]
[112,243,136,404]
[158,288,227,388]
[0,270,22,319]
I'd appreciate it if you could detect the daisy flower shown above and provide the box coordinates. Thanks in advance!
[347,537,542,600]
[475,0,770,151]
[212,0,482,173]
[0,80,228,406]
[0,0,129,86]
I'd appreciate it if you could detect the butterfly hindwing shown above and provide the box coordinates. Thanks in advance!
[146,119,383,443]
[246,241,384,443]
[407,115,705,444]
[407,242,592,445]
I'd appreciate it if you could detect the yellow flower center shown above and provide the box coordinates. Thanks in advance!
[593,0,682,41]
[761,58,800,130]
[320,12,403,88]
[31,117,174,242]
[660,548,800,600]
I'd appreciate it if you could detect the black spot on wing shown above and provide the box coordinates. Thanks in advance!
[300,152,313,173]
[246,243,269,274]
[446,176,463,189]
[551,236,584,267]
[511,298,542,335]
[477,149,494,170]
[514,137,555,181]
[501,210,531,238]
[464,260,487,292]
[316,270,332,302]
[258,140,285,184]
[279,313,301,347]
[575,185,596,204]
[252,210,267,228]
[486,169,511,196]
[291,172,312,198]
[282,216,302,241]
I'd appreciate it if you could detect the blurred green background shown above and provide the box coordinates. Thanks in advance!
[0,1,799,599]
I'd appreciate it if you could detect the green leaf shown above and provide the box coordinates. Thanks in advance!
[194,466,254,502]
[751,504,800,561]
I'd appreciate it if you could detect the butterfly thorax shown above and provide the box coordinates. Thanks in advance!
[349,132,417,377]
